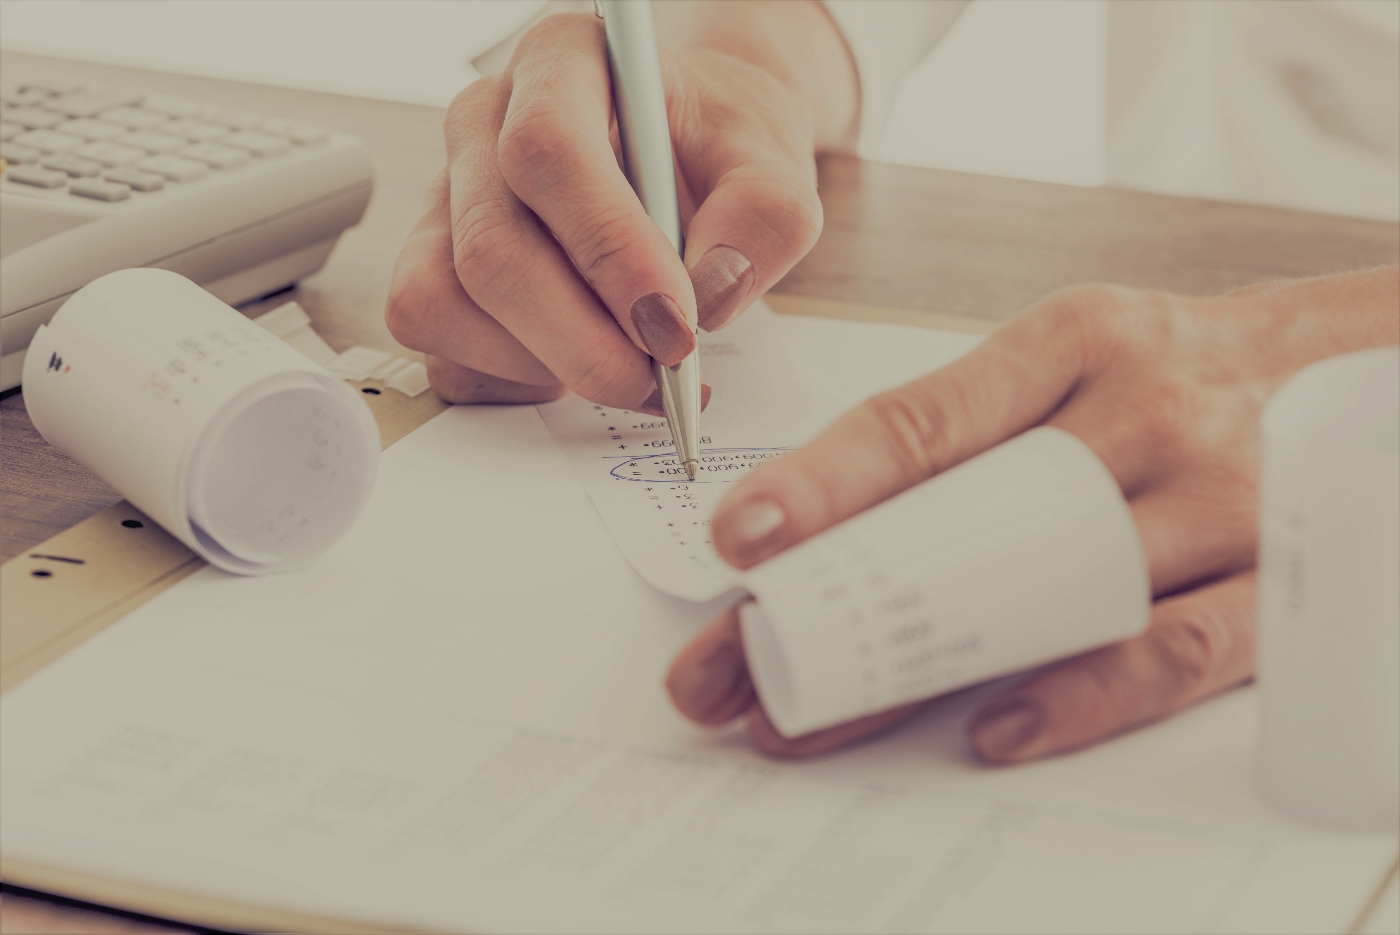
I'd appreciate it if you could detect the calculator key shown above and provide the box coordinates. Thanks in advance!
[0,143,42,164]
[2,88,52,108]
[178,142,248,170]
[198,105,263,130]
[46,89,142,118]
[220,130,290,157]
[14,129,84,153]
[260,117,329,145]
[97,107,167,131]
[116,131,185,154]
[42,153,102,177]
[0,123,22,142]
[140,94,202,118]
[6,164,67,188]
[55,118,125,141]
[104,166,165,191]
[162,119,227,143]
[73,141,146,167]
[5,107,66,129]
[136,155,207,182]
[21,77,84,95]
[69,178,131,202]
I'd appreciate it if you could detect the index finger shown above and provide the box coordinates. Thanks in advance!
[497,14,698,366]
[710,295,1110,568]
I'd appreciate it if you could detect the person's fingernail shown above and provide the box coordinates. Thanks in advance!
[723,499,786,564]
[635,383,712,418]
[691,245,755,332]
[630,293,695,366]
[666,639,754,725]
[969,699,1046,763]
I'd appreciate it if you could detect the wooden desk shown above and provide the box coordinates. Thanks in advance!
[1,52,1397,935]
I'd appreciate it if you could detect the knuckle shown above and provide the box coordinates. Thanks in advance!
[497,102,570,184]
[862,387,959,481]
[444,76,499,135]
[570,205,647,283]
[451,199,531,298]
[750,174,824,256]
[1148,611,1229,699]
[384,267,441,352]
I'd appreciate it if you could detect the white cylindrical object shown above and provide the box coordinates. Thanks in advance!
[22,269,379,575]
[1258,346,1400,832]
[740,427,1150,738]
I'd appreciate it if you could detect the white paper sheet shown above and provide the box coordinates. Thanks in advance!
[2,315,1395,934]
[536,305,837,601]
[22,270,379,574]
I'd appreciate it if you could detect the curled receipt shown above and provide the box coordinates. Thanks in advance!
[23,269,379,575]
[740,427,1150,738]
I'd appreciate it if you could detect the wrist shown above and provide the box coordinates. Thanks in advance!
[655,0,859,151]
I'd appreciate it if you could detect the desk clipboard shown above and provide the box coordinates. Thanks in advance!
[27,301,1387,935]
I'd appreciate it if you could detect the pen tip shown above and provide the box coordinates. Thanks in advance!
[685,462,697,481]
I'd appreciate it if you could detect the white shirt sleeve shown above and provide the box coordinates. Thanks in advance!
[823,0,969,153]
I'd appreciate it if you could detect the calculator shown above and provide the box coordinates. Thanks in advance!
[0,74,374,390]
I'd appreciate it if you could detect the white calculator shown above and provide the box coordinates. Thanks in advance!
[0,74,374,390]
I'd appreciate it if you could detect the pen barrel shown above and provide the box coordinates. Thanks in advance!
[600,0,684,257]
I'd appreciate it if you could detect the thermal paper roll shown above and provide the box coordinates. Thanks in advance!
[741,426,1150,738]
[23,269,379,574]
[1258,347,1400,831]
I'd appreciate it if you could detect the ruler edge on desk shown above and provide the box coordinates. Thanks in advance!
[0,300,998,934]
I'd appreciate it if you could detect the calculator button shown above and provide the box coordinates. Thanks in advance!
[4,107,66,129]
[162,119,227,143]
[116,131,185,154]
[55,118,126,141]
[198,106,263,130]
[140,94,202,118]
[69,178,131,202]
[135,155,207,182]
[260,117,329,145]
[97,107,167,131]
[46,89,142,118]
[178,143,249,170]
[21,78,84,95]
[104,166,165,191]
[221,130,290,157]
[6,164,68,188]
[0,123,22,142]
[13,129,84,153]
[73,141,147,167]
[1,143,42,164]
[41,153,102,177]
[2,88,52,108]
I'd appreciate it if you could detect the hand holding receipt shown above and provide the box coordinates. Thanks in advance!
[598,0,702,478]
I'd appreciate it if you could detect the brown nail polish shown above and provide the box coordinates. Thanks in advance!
[630,292,695,366]
[970,699,1046,763]
[691,245,755,332]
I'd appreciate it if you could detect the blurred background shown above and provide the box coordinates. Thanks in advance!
[2,0,1396,221]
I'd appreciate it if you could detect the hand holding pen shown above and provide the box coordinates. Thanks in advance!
[384,2,857,413]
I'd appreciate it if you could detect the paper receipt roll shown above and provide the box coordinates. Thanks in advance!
[23,269,379,575]
[740,427,1150,738]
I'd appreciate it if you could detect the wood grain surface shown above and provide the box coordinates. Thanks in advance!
[1,49,1397,935]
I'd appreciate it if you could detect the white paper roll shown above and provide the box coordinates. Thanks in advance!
[740,426,1150,738]
[22,269,379,575]
[1257,347,1400,832]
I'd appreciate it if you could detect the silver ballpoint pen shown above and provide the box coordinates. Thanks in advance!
[597,0,702,481]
